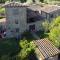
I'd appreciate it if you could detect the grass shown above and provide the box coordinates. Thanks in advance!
[0,38,19,56]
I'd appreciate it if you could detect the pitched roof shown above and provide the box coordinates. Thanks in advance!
[41,5,60,13]
[2,2,28,7]
[28,4,42,11]
[33,38,60,59]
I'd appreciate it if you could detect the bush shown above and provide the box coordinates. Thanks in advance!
[42,20,50,33]
[18,39,36,60]
[0,7,5,14]
[49,16,60,48]
[0,7,5,19]
[49,27,60,48]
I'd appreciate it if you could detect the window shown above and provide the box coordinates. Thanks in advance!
[29,25,35,31]
[16,28,19,32]
[27,17,35,23]
[50,14,54,18]
[13,8,19,15]
[15,20,18,24]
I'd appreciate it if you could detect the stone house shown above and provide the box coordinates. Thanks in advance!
[34,38,60,60]
[1,2,60,38]
[2,2,45,38]
[41,5,60,21]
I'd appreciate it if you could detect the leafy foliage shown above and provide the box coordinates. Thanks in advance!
[42,20,49,32]
[49,27,60,47]
[0,7,5,14]
[50,16,60,29]
[49,16,60,48]
[18,39,36,60]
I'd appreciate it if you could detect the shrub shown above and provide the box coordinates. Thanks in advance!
[18,39,36,60]
[49,16,60,48]
[0,7,5,14]
[42,20,50,33]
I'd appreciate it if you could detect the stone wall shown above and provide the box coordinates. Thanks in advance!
[5,7,27,37]
[27,21,43,31]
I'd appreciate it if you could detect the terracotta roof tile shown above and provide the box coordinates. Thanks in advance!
[3,2,28,7]
[33,38,60,59]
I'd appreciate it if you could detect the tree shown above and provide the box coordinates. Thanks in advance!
[20,0,26,3]
[0,0,10,3]
[40,0,44,2]
[0,7,5,14]
[18,39,36,60]
[49,16,60,48]
[26,0,33,4]
[42,20,49,33]
[49,27,60,47]
[50,16,60,30]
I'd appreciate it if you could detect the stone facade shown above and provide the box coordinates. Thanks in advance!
[1,3,60,38]
[41,5,60,21]
[27,21,43,31]
[4,2,44,37]
[5,6,27,37]
[41,10,60,21]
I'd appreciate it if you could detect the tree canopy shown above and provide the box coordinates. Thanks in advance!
[18,39,36,60]
[49,16,60,48]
